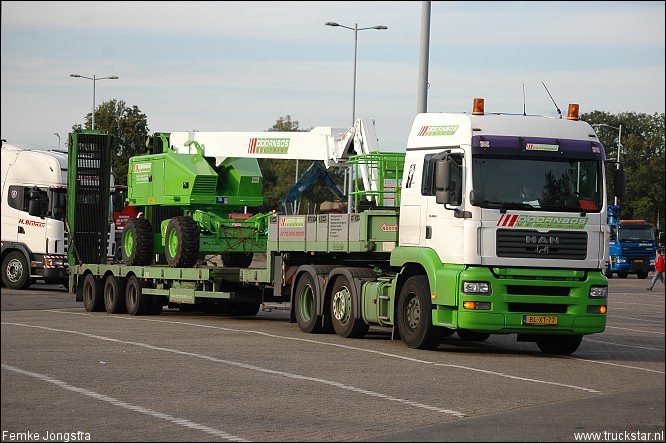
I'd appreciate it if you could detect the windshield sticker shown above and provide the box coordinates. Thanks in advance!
[498,214,588,229]
[248,137,290,154]
[418,125,458,136]
[526,143,559,152]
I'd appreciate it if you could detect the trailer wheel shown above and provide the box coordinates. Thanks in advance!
[2,251,32,290]
[149,295,165,315]
[164,216,200,268]
[125,275,152,315]
[536,335,583,355]
[123,217,154,266]
[294,273,323,333]
[82,274,104,312]
[457,330,490,342]
[104,276,127,314]
[397,275,445,350]
[330,275,369,338]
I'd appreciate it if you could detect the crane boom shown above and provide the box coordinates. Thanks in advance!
[167,117,380,168]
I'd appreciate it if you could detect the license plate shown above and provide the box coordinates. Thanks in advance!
[634,260,643,263]
[523,315,558,325]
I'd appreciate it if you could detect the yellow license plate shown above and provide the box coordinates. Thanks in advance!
[523,315,558,325]
[635,260,643,263]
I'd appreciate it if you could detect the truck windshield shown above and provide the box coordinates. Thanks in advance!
[617,226,655,242]
[472,156,602,212]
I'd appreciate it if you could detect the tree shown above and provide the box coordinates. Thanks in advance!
[258,115,346,213]
[71,99,149,184]
[582,111,665,238]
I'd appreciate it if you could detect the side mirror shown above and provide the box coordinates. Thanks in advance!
[469,189,484,206]
[614,168,626,198]
[435,160,450,205]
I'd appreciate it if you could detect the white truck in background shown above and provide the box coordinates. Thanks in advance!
[1,143,69,289]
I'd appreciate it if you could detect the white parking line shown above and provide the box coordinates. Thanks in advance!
[2,322,467,418]
[605,325,665,335]
[1,363,250,442]
[584,338,664,352]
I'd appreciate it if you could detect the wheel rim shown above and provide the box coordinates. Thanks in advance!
[84,281,93,304]
[6,258,23,283]
[167,228,179,258]
[104,283,114,306]
[404,293,420,332]
[124,229,135,256]
[298,283,315,322]
[332,286,351,325]
[128,284,138,309]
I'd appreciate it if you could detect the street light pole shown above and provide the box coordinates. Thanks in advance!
[592,123,623,205]
[325,21,387,212]
[53,133,60,148]
[325,21,387,124]
[70,74,119,130]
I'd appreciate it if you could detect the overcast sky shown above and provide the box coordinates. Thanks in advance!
[1,1,664,152]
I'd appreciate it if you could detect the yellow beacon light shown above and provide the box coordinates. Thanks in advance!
[567,103,580,120]
[473,98,485,115]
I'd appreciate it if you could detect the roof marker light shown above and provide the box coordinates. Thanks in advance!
[473,98,485,115]
[567,103,580,120]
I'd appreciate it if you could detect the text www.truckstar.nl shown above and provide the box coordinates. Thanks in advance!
[574,430,664,441]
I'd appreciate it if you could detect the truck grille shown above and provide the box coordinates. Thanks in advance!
[497,229,587,260]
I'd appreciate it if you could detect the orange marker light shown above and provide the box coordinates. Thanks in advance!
[473,98,485,115]
[600,305,607,314]
[567,103,580,120]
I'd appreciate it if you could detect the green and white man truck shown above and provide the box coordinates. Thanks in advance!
[67,98,625,355]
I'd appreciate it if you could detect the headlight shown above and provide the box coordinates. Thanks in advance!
[589,286,608,299]
[462,281,491,294]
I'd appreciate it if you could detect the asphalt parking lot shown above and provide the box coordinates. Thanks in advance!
[1,276,664,442]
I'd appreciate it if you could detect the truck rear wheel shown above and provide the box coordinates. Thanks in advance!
[82,273,104,312]
[536,335,582,355]
[104,276,127,314]
[603,267,613,278]
[123,218,154,266]
[330,275,369,338]
[617,271,628,278]
[126,275,152,315]
[164,216,200,268]
[294,273,323,333]
[397,275,445,350]
[2,251,32,290]
[637,272,648,279]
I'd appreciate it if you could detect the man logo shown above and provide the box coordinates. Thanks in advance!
[526,236,560,245]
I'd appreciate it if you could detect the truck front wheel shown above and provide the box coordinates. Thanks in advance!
[330,275,369,339]
[536,335,583,355]
[397,275,445,350]
[2,251,32,290]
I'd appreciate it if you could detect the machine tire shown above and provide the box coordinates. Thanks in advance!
[82,273,104,312]
[2,251,32,290]
[104,275,127,314]
[164,216,200,268]
[294,273,323,333]
[122,217,154,266]
[125,274,152,315]
[617,271,628,279]
[330,275,369,338]
[221,252,254,268]
[637,271,649,279]
[396,275,445,350]
[536,335,583,355]
[457,330,491,342]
